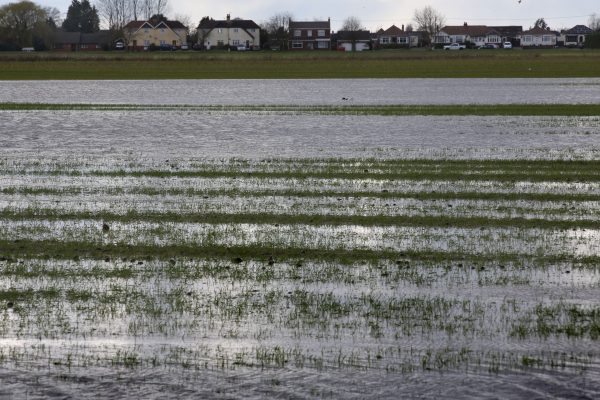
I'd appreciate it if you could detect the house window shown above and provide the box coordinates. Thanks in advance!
[398,37,407,44]
[144,40,150,46]
[160,28,164,33]
[294,30,301,37]
[217,40,224,46]
[318,30,325,37]
[381,37,390,44]
[523,35,532,43]
[317,41,328,48]
[160,40,166,45]
[234,28,239,33]
[81,44,87,49]
[543,35,553,42]
[232,40,239,45]
[292,41,303,48]
[307,30,312,37]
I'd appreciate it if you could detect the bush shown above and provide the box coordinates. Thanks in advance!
[586,32,600,49]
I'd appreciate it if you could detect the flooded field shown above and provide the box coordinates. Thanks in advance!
[1,79,600,398]
[2,78,600,105]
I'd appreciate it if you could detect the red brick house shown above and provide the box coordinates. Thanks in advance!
[53,30,112,51]
[289,18,331,50]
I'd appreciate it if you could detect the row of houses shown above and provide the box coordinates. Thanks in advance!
[433,23,595,48]
[52,14,597,52]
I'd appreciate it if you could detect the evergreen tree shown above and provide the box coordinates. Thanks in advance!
[62,0,99,33]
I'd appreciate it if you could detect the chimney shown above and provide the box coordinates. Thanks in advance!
[464,22,467,27]
[402,24,404,31]
[227,14,230,21]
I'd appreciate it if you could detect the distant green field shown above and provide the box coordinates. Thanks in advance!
[1,48,600,79]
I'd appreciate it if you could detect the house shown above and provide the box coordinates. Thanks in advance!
[520,27,558,47]
[198,15,260,50]
[335,30,371,51]
[53,30,112,51]
[377,25,420,48]
[123,19,188,50]
[490,26,523,46]
[435,24,502,47]
[289,18,331,50]
[561,25,594,47]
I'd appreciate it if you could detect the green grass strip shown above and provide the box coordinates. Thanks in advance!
[2,102,600,116]
[2,210,598,230]
[2,239,600,266]
[2,186,598,202]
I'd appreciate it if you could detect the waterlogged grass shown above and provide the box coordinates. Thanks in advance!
[0,155,599,390]
[2,102,600,116]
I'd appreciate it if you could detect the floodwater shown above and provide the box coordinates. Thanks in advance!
[1,79,600,399]
[1,111,599,159]
[1,78,600,105]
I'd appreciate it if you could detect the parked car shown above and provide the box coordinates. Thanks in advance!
[444,43,466,50]
[478,44,497,49]
[115,42,124,50]
[180,44,189,50]
[503,42,513,49]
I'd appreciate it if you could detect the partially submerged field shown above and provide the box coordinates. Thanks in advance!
[1,49,600,79]
[1,79,600,397]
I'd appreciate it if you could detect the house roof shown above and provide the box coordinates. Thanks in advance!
[54,30,81,44]
[382,25,404,36]
[289,20,330,30]
[335,30,372,41]
[80,30,111,44]
[564,25,593,35]
[198,18,260,30]
[490,26,523,37]
[440,25,499,37]
[522,26,558,35]
[124,20,187,31]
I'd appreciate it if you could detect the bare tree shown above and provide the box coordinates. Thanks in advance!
[263,12,293,50]
[413,5,445,45]
[131,0,140,21]
[589,13,600,32]
[341,16,363,31]
[95,0,131,29]
[141,0,168,20]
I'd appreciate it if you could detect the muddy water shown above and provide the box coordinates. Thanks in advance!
[2,78,600,105]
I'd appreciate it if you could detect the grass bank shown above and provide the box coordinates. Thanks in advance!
[1,49,600,79]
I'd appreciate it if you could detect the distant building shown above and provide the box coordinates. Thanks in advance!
[123,19,188,50]
[198,15,261,50]
[376,25,421,48]
[435,24,502,47]
[520,26,558,47]
[53,30,112,51]
[560,25,594,47]
[334,30,372,51]
[289,19,331,50]
[489,26,523,46]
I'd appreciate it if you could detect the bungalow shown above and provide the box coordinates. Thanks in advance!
[198,15,261,50]
[435,24,502,47]
[335,30,371,51]
[561,25,594,47]
[520,27,558,47]
[123,19,188,50]
[53,30,112,51]
[490,26,523,46]
[377,25,420,48]
[289,19,331,50]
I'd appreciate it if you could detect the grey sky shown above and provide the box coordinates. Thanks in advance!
[9,0,600,31]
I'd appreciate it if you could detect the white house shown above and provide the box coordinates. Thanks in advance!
[520,27,558,47]
[198,15,260,50]
[435,24,502,47]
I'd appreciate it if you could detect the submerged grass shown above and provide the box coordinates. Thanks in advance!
[2,102,600,116]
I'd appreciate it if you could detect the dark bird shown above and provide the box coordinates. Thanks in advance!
[102,223,110,232]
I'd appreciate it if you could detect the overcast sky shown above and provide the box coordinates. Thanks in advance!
[9,0,600,31]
